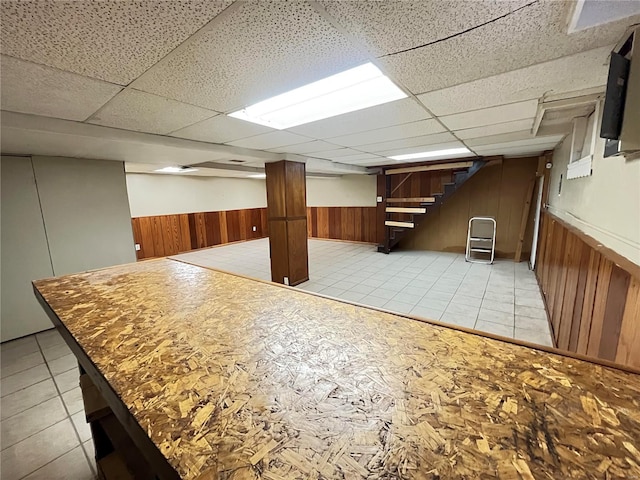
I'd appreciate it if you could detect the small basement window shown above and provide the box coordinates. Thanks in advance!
[567,100,601,179]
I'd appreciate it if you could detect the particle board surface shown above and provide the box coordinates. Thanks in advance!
[34,259,640,480]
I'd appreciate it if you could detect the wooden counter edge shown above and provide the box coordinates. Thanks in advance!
[31,284,181,480]
[173,258,640,376]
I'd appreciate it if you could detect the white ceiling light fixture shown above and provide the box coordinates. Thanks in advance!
[389,147,471,161]
[247,173,266,179]
[228,63,407,130]
[154,166,198,173]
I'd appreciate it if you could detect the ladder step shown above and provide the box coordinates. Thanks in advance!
[385,220,414,228]
[470,237,493,242]
[387,197,436,203]
[470,247,493,253]
[385,207,426,214]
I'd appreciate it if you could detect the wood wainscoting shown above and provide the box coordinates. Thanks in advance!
[307,206,378,243]
[131,208,269,259]
[536,211,640,369]
[132,206,378,260]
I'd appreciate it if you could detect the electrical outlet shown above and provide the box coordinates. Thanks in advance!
[135,244,141,251]
[284,277,289,286]
[252,226,257,232]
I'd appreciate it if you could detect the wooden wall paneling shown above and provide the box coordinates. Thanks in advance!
[598,265,631,361]
[586,258,613,357]
[551,231,572,343]
[616,276,640,367]
[159,215,178,256]
[540,217,554,289]
[568,243,592,351]
[250,208,263,239]
[547,224,567,325]
[317,207,329,238]
[557,234,582,350]
[307,208,314,237]
[219,211,228,244]
[194,213,207,249]
[178,215,191,253]
[376,175,386,245]
[226,210,241,243]
[131,219,144,260]
[204,212,218,247]
[238,209,248,241]
[329,207,341,239]
[187,214,198,250]
[576,250,601,354]
[150,216,166,257]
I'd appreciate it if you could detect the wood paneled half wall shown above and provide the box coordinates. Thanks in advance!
[398,157,538,258]
[131,208,269,259]
[536,211,640,369]
[132,206,379,260]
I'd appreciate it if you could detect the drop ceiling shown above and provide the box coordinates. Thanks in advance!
[1,0,638,176]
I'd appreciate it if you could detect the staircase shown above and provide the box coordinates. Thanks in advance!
[377,159,487,253]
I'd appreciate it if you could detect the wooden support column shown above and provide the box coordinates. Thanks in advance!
[265,160,309,286]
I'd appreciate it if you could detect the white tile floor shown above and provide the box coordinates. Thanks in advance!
[0,238,552,479]
[174,238,553,346]
[0,331,95,480]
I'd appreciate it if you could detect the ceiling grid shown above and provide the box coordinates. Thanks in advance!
[1,0,639,175]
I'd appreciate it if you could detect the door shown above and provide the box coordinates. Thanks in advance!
[529,176,544,269]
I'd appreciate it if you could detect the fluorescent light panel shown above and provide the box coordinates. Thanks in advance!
[229,63,407,129]
[389,147,471,161]
[247,173,266,179]
[155,166,198,173]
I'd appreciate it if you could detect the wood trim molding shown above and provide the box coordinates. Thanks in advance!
[544,211,640,279]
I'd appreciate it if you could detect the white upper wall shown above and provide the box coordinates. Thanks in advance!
[306,175,376,207]
[126,172,377,217]
[126,174,267,217]
[549,134,640,266]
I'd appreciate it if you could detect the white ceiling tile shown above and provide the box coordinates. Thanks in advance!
[357,132,457,154]
[439,100,538,131]
[87,89,218,135]
[331,153,384,163]
[132,1,369,112]
[454,119,535,140]
[328,119,445,147]
[376,141,468,159]
[169,115,275,144]
[0,1,233,85]
[288,98,429,139]
[378,1,638,94]
[311,148,364,159]
[418,46,611,116]
[226,131,311,150]
[0,55,122,121]
[465,130,539,147]
[318,1,529,56]
[474,143,561,156]
[473,134,566,154]
[267,140,341,154]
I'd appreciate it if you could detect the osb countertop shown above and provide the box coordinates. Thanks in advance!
[34,258,640,480]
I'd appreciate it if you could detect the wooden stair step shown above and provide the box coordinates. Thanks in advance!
[385,220,414,228]
[387,197,435,204]
[385,207,426,214]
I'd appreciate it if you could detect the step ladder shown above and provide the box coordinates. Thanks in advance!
[465,217,496,264]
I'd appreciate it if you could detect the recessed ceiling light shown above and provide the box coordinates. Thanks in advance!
[247,173,266,179]
[154,166,198,173]
[389,147,471,161]
[228,63,407,129]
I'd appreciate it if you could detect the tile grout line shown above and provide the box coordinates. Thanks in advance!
[34,334,97,479]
